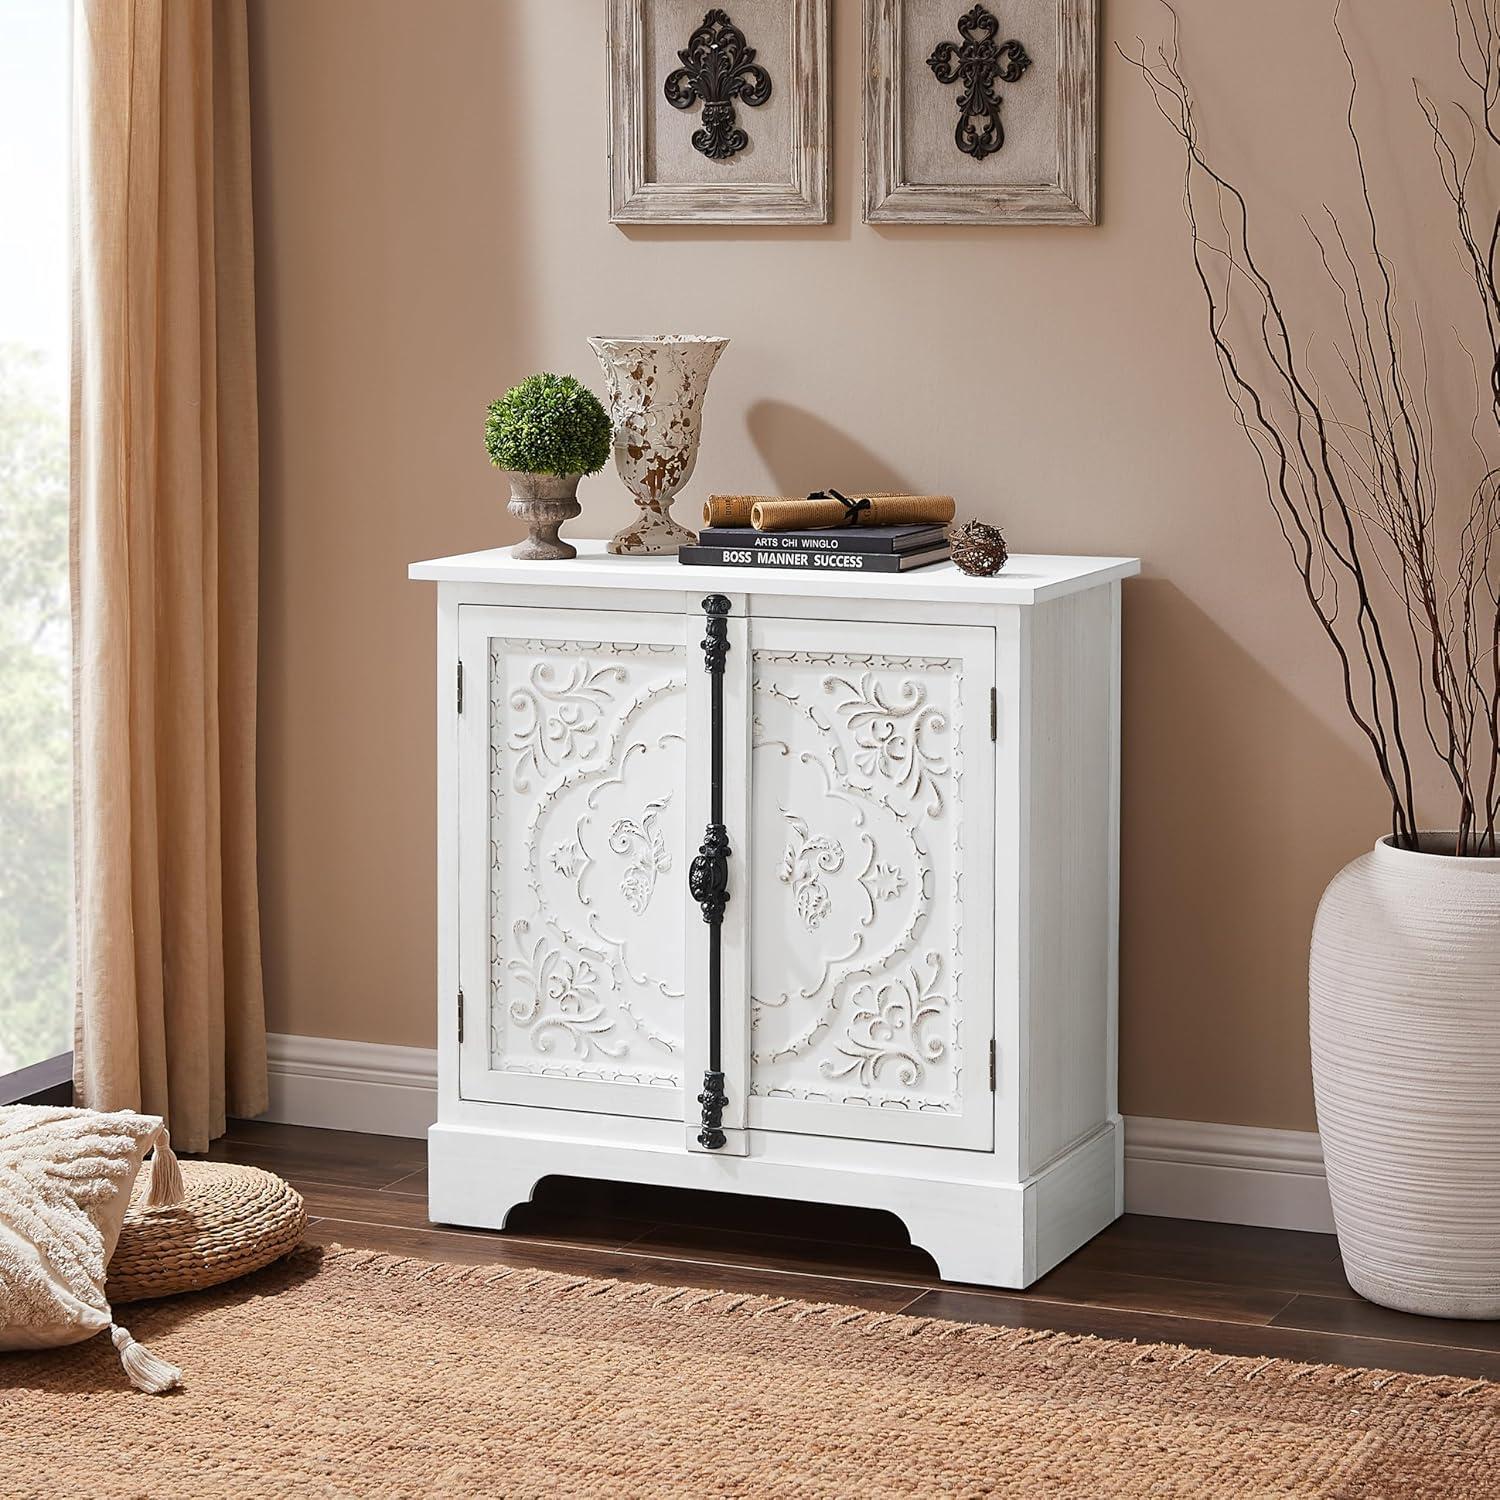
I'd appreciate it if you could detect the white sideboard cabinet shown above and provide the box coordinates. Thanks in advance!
[409,542,1139,1287]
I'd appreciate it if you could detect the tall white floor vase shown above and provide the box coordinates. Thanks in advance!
[1310,835,1500,1317]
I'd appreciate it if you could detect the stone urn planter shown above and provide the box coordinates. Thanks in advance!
[588,334,729,556]
[484,372,610,562]
[1310,834,1500,1317]
[506,472,582,561]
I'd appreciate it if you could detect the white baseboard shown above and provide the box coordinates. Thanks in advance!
[265,1032,438,1141]
[261,1035,1334,1234]
[1123,1115,1333,1234]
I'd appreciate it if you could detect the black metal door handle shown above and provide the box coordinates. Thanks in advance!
[692,595,731,1149]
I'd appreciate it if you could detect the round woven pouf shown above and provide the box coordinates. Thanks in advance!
[107,1160,306,1304]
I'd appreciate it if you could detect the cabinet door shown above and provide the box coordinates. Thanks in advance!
[746,618,995,1150]
[457,606,690,1119]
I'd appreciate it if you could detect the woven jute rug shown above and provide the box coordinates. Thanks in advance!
[2,1246,1497,1498]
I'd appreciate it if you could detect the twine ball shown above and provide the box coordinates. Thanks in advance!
[949,519,1009,577]
[107,1159,306,1304]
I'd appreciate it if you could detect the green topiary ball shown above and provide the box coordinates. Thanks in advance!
[485,373,612,478]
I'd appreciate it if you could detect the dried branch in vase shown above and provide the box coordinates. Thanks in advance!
[1124,3,1500,856]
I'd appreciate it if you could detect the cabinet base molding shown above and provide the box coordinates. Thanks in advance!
[428,1119,1122,1289]
[262,1036,1333,1236]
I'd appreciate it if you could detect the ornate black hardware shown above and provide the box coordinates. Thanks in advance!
[698,1070,728,1149]
[698,593,731,675]
[664,9,773,163]
[926,5,1032,162]
[689,822,731,923]
[692,594,731,1149]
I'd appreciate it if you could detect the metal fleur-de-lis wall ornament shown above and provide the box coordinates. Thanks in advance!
[663,8,773,162]
[926,4,1032,161]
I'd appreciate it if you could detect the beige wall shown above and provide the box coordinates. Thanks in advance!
[247,0,1471,1132]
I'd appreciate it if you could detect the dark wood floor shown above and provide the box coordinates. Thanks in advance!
[212,1119,1500,1381]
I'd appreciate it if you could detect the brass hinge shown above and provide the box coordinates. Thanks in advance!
[989,687,997,742]
[456,661,465,715]
[457,988,465,1044]
[988,1039,996,1092]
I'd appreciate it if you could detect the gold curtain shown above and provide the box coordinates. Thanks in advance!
[71,0,266,1150]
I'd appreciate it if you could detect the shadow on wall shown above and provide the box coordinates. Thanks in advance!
[746,400,916,496]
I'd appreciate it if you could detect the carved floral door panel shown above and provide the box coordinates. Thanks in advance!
[457,606,691,1119]
[745,618,996,1150]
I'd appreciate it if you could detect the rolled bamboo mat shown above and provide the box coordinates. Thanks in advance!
[753,494,954,530]
[704,493,955,530]
[703,495,760,527]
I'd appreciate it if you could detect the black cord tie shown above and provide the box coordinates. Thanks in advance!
[809,488,872,526]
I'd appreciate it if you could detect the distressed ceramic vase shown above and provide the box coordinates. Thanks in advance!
[587,334,729,555]
[1310,834,1500,1317]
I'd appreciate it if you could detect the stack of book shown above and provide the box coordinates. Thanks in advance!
[680,523,950,574]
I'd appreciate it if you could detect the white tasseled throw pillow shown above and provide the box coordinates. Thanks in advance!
[0,1104,185,1392]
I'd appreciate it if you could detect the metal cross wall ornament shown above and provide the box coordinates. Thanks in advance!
[926,4,1032,161]
[664,8,773,162]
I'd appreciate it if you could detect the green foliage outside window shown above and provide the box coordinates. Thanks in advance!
[0,344,71,1075]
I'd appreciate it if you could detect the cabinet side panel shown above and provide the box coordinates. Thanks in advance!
[1024,588,1115,1173]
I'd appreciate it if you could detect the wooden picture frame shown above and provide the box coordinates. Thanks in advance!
[864,0,1097,225]
[608,0,831,225]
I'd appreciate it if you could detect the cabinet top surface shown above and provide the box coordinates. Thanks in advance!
[409,541,1140,605]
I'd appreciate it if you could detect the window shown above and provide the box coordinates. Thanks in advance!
[0,2,72,1092]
